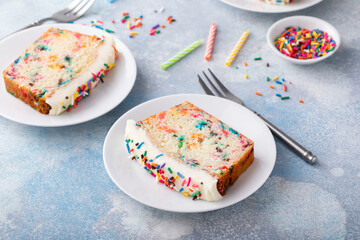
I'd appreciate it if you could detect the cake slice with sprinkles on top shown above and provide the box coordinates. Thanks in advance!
[125,101,254,201]
[3,27,116,115]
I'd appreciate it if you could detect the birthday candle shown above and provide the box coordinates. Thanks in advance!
[161,40,203,70]
[225,29,250,66]
[205,22,216,61]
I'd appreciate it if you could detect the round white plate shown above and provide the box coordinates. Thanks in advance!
[221,0,323,13]
[0,23,136,127]
[103,94,276,213]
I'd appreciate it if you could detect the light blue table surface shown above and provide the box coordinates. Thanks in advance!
[0,0,359,239]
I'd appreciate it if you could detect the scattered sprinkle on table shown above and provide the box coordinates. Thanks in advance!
[121,15,129,23]
[129,32,138,38]
[254,57,262,61]
[168,16,176,24]
[244,61,248,66]
[274,26,336,59]
[150,16,175,36]
[228,57,304,103]
[90,20,115,33]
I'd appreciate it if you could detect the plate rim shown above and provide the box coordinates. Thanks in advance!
[220,0,323,13]
[0,23,137,127]
[103,93,277,213]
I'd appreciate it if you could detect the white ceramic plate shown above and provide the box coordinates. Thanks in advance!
[103,94,276,213]
[0,23,136,127]
[267,16,340,64]
[221,0,323,13]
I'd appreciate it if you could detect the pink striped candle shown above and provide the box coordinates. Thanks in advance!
[205,22,216,61]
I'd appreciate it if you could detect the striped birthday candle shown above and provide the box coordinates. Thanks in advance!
[225,29,250,66]
[161,40,203,70]
[205,22,216,61]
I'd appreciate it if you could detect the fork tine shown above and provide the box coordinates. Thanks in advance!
[65,0,84,11]
[198,75,215,96]
[207,68,230,95]
[69,0,91,14]
[202,71,225,97]
[72,0,95,16]
[54,0,84,15]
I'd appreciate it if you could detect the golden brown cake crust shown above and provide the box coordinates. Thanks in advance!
[217,146,254,195]
[3,71,51,114]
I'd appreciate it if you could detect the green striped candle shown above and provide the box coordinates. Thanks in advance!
[161,40,203,70]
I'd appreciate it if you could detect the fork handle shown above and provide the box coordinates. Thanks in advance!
[0,17,52,41]
[254,112,317,164]
[17,18,53,32]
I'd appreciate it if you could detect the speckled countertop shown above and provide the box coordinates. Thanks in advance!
[0,0,359,239]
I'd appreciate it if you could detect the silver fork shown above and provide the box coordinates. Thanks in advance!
[198,68,317,164]
[1,0,95,40]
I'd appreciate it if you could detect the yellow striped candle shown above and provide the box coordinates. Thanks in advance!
[161,40,203,70]
[225,29,250,66]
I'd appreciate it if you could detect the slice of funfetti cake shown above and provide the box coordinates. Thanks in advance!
[125,101,254,201]
[3,28,116,115]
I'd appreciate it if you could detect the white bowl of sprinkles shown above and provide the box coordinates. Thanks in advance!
[267,15,340,64]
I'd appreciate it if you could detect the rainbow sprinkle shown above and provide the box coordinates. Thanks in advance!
[177,172,184,178]
[90,20,115,33]
[274,26,336,59]
[191,191,201,197]
[156,154,164,159]
[125,137,203,200]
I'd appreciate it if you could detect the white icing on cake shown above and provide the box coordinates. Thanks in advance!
[46,34,115,115]
[125,119,223,202]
